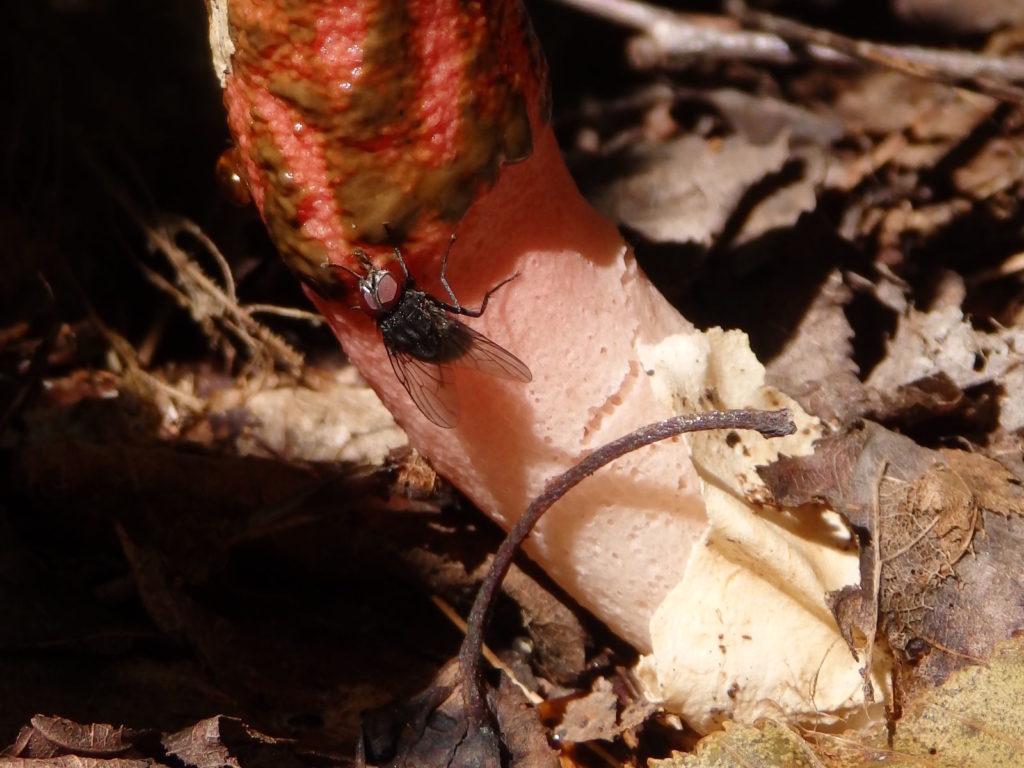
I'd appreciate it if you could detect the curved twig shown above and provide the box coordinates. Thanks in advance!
[457,407,796,727]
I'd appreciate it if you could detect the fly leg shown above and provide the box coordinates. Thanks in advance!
[435,234,519,318]
[382,223,413,286]
[438,234,462,311]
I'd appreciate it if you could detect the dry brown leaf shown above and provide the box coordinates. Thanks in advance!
[760,421,1024,709]
[692,88,845,147]
[832,72,991,143]
[501,568,588,686]
[866,306,1024,396]
[866,372,967,427]
[953,135,1024,199]
[649,719,823,768]
[591,132,818,246]
[651,635,1024,767]
[813,636,1024,767]
[3,717,156,767]
[864,306,1024,434]
[1,713,351,767]
[24,717,133,757]
[163,715,326,768]
[357,661,557,768]
[0,759,160,768]
[210,365,406,466]
[764,269,866,424]
[549,678,657,746]
[162,717,241,768]
[895,449,1024,702]
[491,676,561,768]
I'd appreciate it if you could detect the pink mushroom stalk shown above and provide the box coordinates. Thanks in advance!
[207,0,871,732]
[209,0,709,651]
[318,129,710,652]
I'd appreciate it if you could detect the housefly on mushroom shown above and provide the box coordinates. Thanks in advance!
[333,238,532,428]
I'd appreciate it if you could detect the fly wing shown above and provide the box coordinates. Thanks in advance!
[387,348,460,428]
[450,322,533,382]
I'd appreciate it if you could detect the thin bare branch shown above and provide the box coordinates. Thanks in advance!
[168,217,239,301]
[144,215,305,374]
[245,303,325,325]
[82,150,306,375]
[552,0,1024,102]
[430,595,542,705]
[727,0,1024,103]
[458,407,796,727]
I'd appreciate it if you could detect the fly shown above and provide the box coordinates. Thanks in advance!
[336,239,532,428]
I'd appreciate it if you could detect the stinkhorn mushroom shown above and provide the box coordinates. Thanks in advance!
[207,0,886,732]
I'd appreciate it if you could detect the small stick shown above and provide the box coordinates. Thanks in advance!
[727,0,1024,103]
[552,0,1024,103]
[244,304,325,325]
[458,407,796,727]
[82,149,306,374]
[430,595,542,705]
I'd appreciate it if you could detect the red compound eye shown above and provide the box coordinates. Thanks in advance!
[374,270,402,310]
[359,281,382,316]
[358,265,403,317]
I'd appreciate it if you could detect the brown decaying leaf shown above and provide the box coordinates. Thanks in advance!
[162,717,244,768]
[866,373,968,429]
[8,712,377,767]
[652,636,1024,766]
[5,719,135,763]
[0,758,159,768]
[550,676,657,746]
[500,568,588,686]
[25,717,134,757]
[490,676,561,768]
[768,283,1024,433]
[2,713,349,768]
[162,715,333,768]
[210,365,405,466]
[3,716,155,766]
[590,132,816,247]
[357,660,558,768]
[832,72,992,142]
[760,420,1024,711]
[764,269,866,425]
[649,719,823,768]
[552,681,618,746]
[866,307,1024,410]
[811,636,1024,767]
[897,449,1024,702]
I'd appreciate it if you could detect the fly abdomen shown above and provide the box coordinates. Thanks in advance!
[380,290,473,363]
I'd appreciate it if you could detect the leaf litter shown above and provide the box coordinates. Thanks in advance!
[5,0,1024,766]
[760,421,1024,708]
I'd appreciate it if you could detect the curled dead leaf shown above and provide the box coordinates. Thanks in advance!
[760,421,1024,711]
